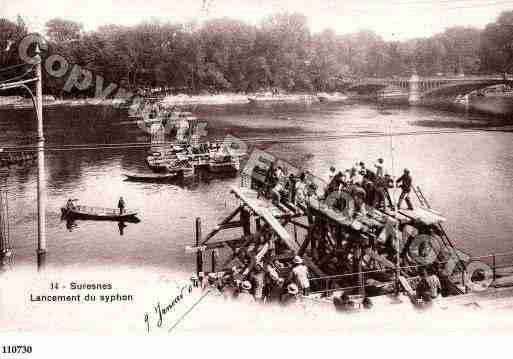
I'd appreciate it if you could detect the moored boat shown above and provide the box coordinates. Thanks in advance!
[317,92,349,103]
[123,172,179,182]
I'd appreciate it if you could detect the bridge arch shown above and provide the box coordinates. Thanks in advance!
[420,80,513,100]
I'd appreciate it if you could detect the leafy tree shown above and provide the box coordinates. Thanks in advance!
[45,18,83,43]
[0,17,28,68]
[480,11,513,73]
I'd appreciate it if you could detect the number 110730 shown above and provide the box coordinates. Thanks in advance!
[2,345,32,354]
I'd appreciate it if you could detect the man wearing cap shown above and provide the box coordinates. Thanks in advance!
[396,168,414,210]
[288,256,310,296]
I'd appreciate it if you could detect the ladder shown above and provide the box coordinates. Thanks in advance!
[413,186,467,294]
[413,186,456,250]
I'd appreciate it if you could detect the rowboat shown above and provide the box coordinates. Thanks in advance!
[61,205,139,222]
[123,172,179,182]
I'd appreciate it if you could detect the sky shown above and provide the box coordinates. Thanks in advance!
[1,0,513,40]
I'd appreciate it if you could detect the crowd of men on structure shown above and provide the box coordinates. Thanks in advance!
[190,157,443,311]
[256,158,415,215]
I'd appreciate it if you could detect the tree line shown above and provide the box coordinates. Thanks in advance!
[1,11,513,97]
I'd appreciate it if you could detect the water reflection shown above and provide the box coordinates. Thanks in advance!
[118,222,126,236]
[65,218,78,232]
[1,101,512,270]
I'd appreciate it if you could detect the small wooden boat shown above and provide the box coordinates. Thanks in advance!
[61,205,139,221]
[123,172,179,182]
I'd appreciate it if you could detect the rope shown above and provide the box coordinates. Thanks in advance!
[0,63,29,74]
[0,65,35,85]
[1,126,512,153]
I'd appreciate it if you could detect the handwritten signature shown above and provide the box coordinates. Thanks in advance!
[144,284,193,332]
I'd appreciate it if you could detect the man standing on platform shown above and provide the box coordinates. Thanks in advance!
[396,169,413,210]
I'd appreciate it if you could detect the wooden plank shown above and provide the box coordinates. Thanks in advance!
[369,252,408,277]
[231,187,297,251]
[398,275,416,298]
[377,208,411,224]
[200,206,242,245]
[399,207,446,226]
[186,237,249,253]
[307,197,352,226]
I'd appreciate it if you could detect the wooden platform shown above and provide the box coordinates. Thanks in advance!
[230,187,297,251]
[398,207,446,226]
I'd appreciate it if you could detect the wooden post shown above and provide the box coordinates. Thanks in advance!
[0,191,4,255]
[35,44,46,271]
[354,244,365,297]
[211,249,217,273]
[195,217,203,275]
[492,254,496,283]
[462,268,466,294]
[0,191,6,266]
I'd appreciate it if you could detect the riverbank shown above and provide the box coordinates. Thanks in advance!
[0,96,126,109]
[0,92,351,109]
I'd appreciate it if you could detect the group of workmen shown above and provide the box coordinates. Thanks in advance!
[260,158,415,216]
[192,254,311,306]
[191,260,442,310]
[323,159,414,212]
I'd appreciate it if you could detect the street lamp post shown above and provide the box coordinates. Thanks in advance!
[34,44,46,271]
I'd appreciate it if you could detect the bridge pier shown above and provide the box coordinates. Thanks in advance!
[408,73,421,105]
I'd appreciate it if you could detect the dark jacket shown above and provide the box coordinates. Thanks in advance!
[396,174,412,191]
[118,198,126,209]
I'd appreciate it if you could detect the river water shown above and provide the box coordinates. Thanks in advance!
[1,101,513,272]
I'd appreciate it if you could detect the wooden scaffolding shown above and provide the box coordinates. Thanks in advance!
[187,175,463,297]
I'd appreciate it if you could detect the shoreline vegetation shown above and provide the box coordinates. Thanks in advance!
[3,11,513,101]
[0,91,350,109]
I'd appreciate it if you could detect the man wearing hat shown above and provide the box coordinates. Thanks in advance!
[396,168,414,210]
[238,280,256,302]
[190,273,199,288]
[207,272,217,284]
[250,263,266,302]
[281,283,300,306]
[288,256,310,296]
[416,267,441,304]
[374,158,385,178]
[323,166,337,198]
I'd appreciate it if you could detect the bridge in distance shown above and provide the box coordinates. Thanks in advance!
[340,74,513,105]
